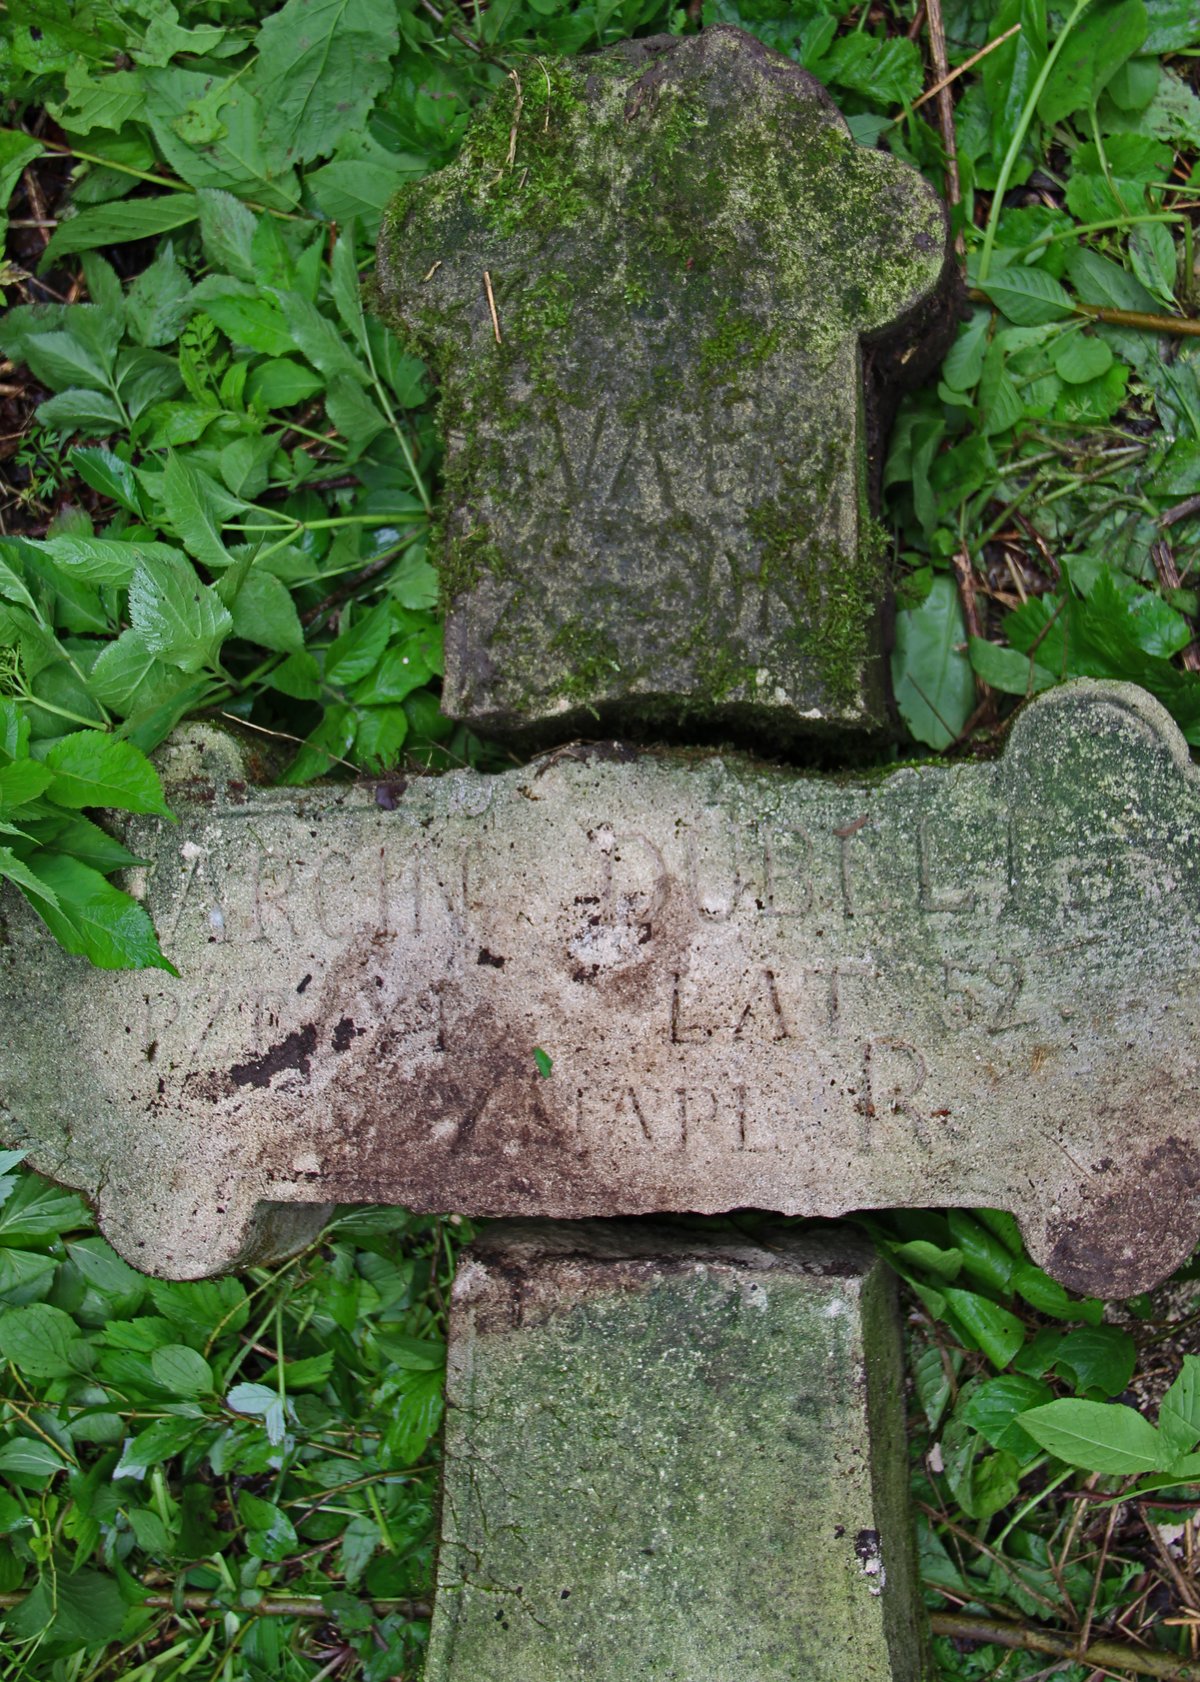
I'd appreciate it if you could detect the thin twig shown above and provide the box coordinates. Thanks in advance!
[924,0,961,211]
[969,288,1200,338]
[930,1612,1200,1678]
[1150,539,1200,670]
[483,269,502,344]
[0,1589,431,1619]
[1161,495,1200,530]
[892,23,1020,122]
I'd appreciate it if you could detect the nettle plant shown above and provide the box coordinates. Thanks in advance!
[0,218,464,970]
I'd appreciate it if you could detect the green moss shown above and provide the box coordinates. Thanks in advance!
[440,527,508,605]
[548,618,622,705]
[459,61,588,236]
[698,302,780,391]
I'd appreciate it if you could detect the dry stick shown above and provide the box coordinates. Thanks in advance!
[483,269,502,344]
[0,1589,431,1617]
[924,0,961,212]
[1161,495,1200,530]
[1081,1503,1121,1653]
[968,289,1200,338]
[1149,540,1200,672]
[892,23,1020,122]
[929,1612,1200,1678]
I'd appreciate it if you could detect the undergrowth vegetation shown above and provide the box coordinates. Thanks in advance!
[3,0,1200,1676]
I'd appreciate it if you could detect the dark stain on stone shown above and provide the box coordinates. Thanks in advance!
[375,780,408,809]
[297,973,312,994]
[477,948,506,968]
[230,1023,318,1089]
[332,1016,363,1052]
[1045,1134,1200,1298]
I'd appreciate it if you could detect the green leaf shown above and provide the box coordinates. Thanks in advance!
[0,131,43,249]
[245,358,325,410]
[324,603,393,686]
[42,534,180,587]
[150,1344,214,1399]
[43,732,172,818]
[0,1437,67,1485]
[36,389,125,435]
[0,1173,88,1242]
[958,1375,1055,1456]
[252,0,399,168]
[1054,1326,1137,1398]
[43,194,199,264]
[238,1491,298,1561]
[1053,332,1114,384]
[1038,0,1148,124]
[228,569,305,654]
[891,575,975,750]
[353,705,408,771]
[0,759,53,813]
[125,241,193,348]
[384,1365,444,1465]
[325,374,388,448]
[274,289,370,387]
[129,549,233,672]
[941,1287,1026,1369]
[1159,1356,1200,1459]
[0,846,61,909]
[87,630,190,717]
[160,453,237,571]
[22,852,177,973]
[196,292,295,357]
[1129,222,1178,305]
[980,265,1074,326]
[0,1302,90,1379]
[70,447,143,516]
[968,636,1057,696]
[196,188,258,283]
[533,1046,553,1078]
[941,309,991,393]
[1020,1398,1165,1474]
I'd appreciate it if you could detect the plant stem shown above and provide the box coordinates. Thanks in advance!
[968,287,1200,338]
[977,0,1094,284]
[930,1610,1200,1678]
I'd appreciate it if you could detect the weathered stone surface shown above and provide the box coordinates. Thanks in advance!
[428,1221,927,1682]
[377,26,952,745]
[1,679,1198,1293]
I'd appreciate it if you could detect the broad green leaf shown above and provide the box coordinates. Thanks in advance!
[246,357,325,410]
[325,604,393,685]
[125,241,193,348]
[42,535,181,587]
[351,641,435,704]
[142,69,301,212]
[88,629,189,717]
[0,1173,88,1242]
[43,193,199,263]
[889,1239,963,1280]
[0,130,43,249]
[1129,222,1178,305]
[980,266,1074,326]
[353,705,408,771]
[968,636,1056,696]
[941,1287,1026,1369]
[384,1366,444,1464]
[150,1344,214,1398]
[281,703,357,784]
[1038,0,1149,124]
[0,1437,68,1484]
[274,289,371,387]
[946,1211,1015,1292]
[114,1418,203,1478]
[238,1491,297,1561]
[43,732,172,818]
[1053,333,1114,384]
[891,575,975,750]
[36,389,125,434]
[1066,246,1160,313]
[325,375,388,448]
[20,329,111,393]
[307,156,399,236]
[22,852,177,973]
[70,447,143,516]
[228,570,305,653]
[1054,1326,1137,1397]
[0,1302,90,1379]
[941,309,991,393]
[197,187,258,282]
[0,845,60,908]
[129,549,233,672]
[197,292,295,357]
[331,225,367,348]
[958,1375,1055,1457]
[66,1236,144,1303]
[0,759,53,812]
[160,453,235,571]
[1020,1399,1165,1474]
[1143,0,1199,50]
[252,0,399,169]
[1160,1356,1200,1459]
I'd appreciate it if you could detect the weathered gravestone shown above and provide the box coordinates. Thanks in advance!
[426,1222,926,1682]
[1,679,1198,1298]
[377,25,954,745]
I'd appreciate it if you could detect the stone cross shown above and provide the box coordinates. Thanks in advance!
[378,25,952,744]
[1,679,1196,1300]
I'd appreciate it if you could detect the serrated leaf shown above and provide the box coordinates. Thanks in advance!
[129,549,233,672]
[253,0,398,168]
[274,289,370,387]
[0,1302,90,1379]
[325,374,387,447]
[160,454,235,571]
[197,188,258,283]
[70,447,144,516]
[36,389,125,435]
[43,194,199,264]
[43,732,172,818]
[42,535,180,587]
[198,292,295,357]
[125,241,193,348]
[1020,1398,1165,1473]
[228,569,305,653]
[981,265,1074,326]
[20,852,177,972]
[150,1344,213,1398]
[0,845,60,909]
